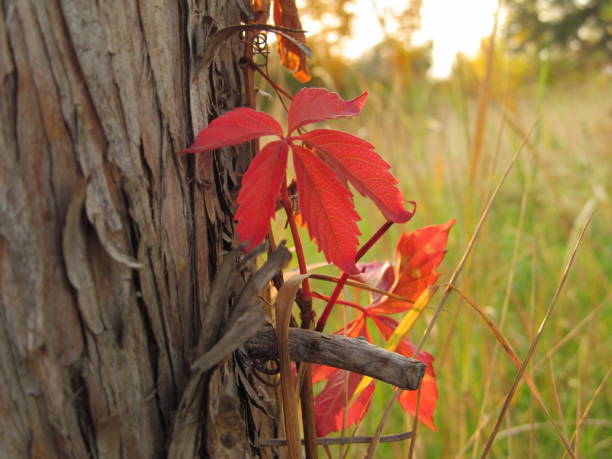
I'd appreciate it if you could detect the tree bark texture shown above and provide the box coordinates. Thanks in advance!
[0,1,275,457]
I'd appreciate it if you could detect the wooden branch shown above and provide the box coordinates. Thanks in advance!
[259,431,414,447]
[244,326,426,390]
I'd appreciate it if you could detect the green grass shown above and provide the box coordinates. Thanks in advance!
[266,64,611,457]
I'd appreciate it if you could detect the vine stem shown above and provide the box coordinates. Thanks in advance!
[241,30,315,457]
[315,221,394,332]
[241,33,256,110]
[279,177,317,458]
[311,292,369,315]
[250,60,294,101]
[279,179,311,302]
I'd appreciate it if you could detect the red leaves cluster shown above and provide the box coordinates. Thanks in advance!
[311,220,455,436]
[181,80,455,436]
[182,88,413,274]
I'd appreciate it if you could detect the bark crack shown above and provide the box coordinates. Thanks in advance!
[147,248,179,405]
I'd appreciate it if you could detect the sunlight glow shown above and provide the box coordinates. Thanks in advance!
[414,0,500,78]
[303,0,501,79]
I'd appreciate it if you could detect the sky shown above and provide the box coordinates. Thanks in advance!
[304,0,501,79]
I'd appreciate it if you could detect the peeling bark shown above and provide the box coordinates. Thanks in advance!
[0,1,274,457]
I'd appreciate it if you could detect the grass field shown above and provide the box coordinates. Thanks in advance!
[266,63,611,457]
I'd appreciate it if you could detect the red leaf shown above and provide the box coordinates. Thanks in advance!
[314,370,375,437]
[368,314,438,430]
[298,129,414,222]
[292,145,360,274]
[180,108,283,153]
[398,372,438,430]
[371,219,455,314]
[288,88,368,134]
[273,0,311,82]
[345,379,375,432]
[311,360,338,386]
[235,141,289,250]
[180,88,403,274]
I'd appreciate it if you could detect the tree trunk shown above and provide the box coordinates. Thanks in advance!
[0,1,276,457]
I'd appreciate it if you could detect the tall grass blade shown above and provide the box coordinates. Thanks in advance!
[479,207,595,458]
[562,367,612,459]
[472,164,530,457]
[451,286,574,455]
[534,299,607,369]
[467,2,501,191]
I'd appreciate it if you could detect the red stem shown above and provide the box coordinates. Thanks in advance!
[280,179,311,301]
[280,178,318,459]
[311,292,369,315]
[242,35,257,110]
[251,61,294,101]
[315,221,394,332]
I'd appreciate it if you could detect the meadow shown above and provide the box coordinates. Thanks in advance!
[266,57,610,457]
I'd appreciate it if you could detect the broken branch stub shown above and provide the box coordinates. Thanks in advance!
[245,326,426,390]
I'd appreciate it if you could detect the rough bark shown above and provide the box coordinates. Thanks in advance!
[0,1,275,457]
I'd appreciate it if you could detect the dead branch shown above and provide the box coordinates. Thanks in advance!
[245,326,426,390]
[259,431,414,447]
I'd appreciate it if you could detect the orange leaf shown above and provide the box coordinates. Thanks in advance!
[398,372,438,430]
[372,219,455,314]
[250,0,271,24]
[371,314,438,430]
[273,0,312,82]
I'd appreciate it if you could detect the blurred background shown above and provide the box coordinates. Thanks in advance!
[264,1,611,456]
